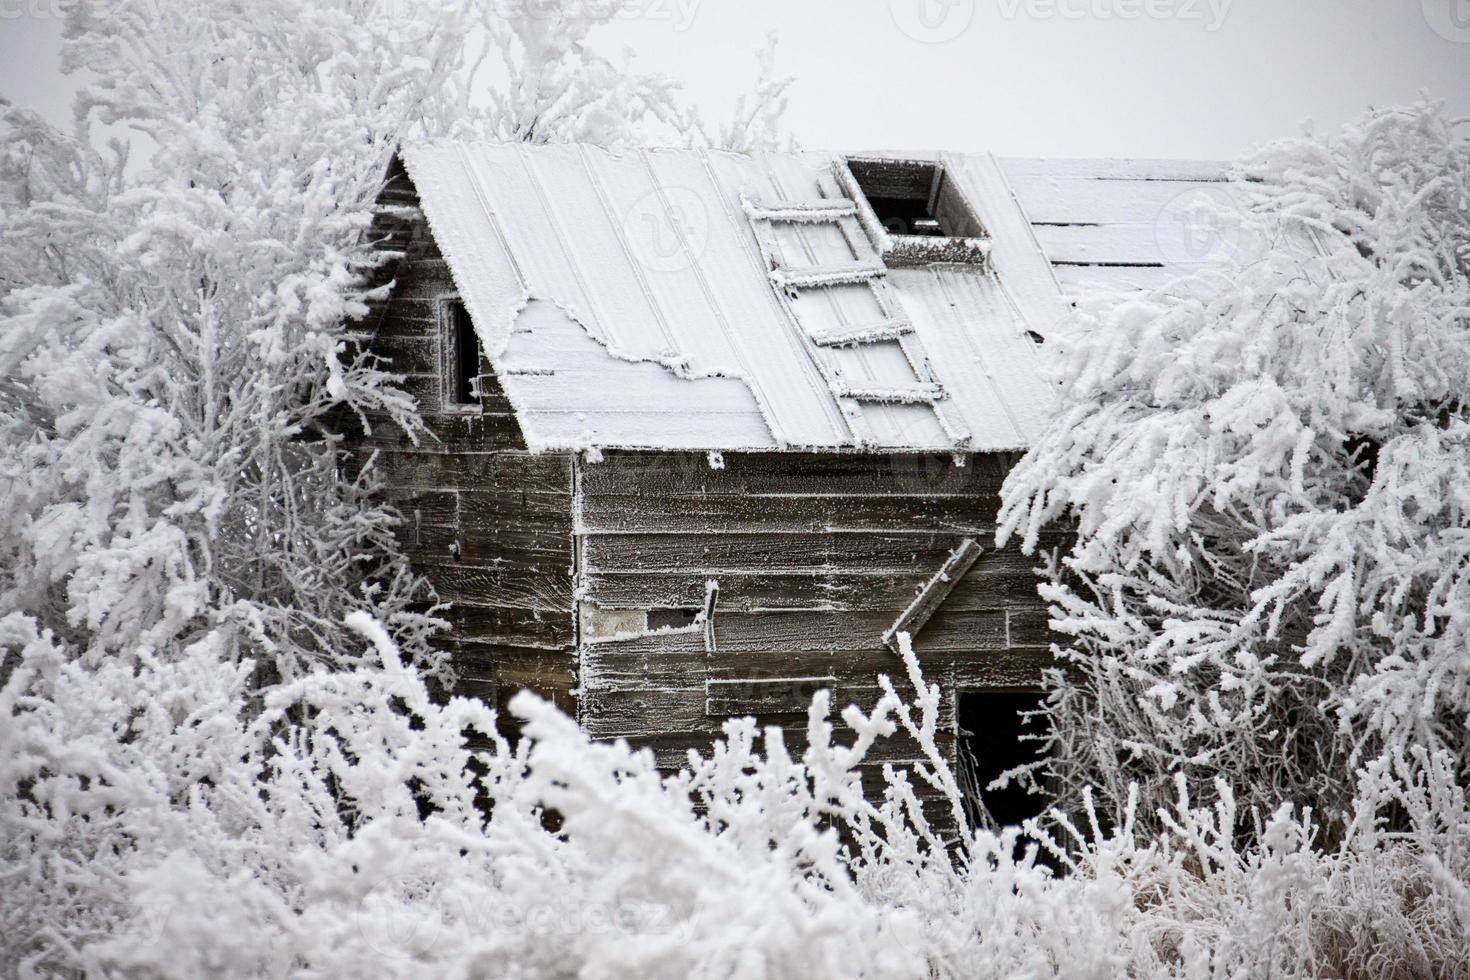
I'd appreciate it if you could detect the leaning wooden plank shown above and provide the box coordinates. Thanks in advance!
[883,537,983,652]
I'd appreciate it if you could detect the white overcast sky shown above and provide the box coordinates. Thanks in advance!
[3,0,1469,161]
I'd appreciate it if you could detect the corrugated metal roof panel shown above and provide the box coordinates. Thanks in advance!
[402,141,1064,452]
[995,156,1249,298]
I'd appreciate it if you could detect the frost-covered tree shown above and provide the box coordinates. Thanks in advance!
[0,0,792,970]
[0,0,476,679]
[998,102,1470,837]
[0,0,792,684]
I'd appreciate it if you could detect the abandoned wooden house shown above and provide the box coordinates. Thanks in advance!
[349,143,1233,825]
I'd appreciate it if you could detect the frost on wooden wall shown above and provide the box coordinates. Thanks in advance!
[498,299,775,451]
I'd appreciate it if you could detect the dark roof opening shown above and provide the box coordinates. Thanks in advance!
[846,158,985,240]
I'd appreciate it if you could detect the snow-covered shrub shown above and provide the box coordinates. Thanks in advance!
[3,0,1466,972]
[0,0,793,683]
[9,612,1465,978]
[999,101,1470,842]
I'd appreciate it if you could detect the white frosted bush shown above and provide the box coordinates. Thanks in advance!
[7,617,1466,977]
[998,101,1470,842]
[2,0,1466,975]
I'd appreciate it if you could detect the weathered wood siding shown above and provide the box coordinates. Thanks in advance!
[574,450,1060,785]
[348,163,578,738]
[351,163,1058,794]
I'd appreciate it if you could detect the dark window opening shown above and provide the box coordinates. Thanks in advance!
[448,301,481,406]
[958,690,1049,832]
[846,158,985,240]
[647,607,700,631]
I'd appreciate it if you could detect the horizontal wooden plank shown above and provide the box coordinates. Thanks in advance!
[584,570,921,612]
[363,334,439,374]
[577,492,997,536]
[582,558,1045,613]
[454,640,574,676]
[458,491,572,536]
[580,450,1016,497]
[416,523,574,570]
[709,611,887,655]
[706,676,837,717]
[581,687,710,739]
[847,157,937,199]
[582,636,1010,697]
[582,641,708,692]
[913,610,1008,654]
[353,410,527,452]
[583,531,995,574]
[380,488,570,540]
[373,296,444,328]
[621,733,728,769]
[393,257,457,301]
[949,648,1055,689]
[378,487,458,527]
[372,450,572,495]
[706,654,842,683]
[385,371,441,414]
[578,627,708,658]
[421,562,574,611]
[946,555,1052,607]
[448,603,574,649]
[397,373,515,417]
[699,611,1023,656]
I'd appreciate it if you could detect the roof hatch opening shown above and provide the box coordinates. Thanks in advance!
[845,158,985,240]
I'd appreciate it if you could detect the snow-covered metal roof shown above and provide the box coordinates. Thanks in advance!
[997,157,1244,297]
[402,142,1191,453]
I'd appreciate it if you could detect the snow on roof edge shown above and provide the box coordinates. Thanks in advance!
[396,141,1084,454]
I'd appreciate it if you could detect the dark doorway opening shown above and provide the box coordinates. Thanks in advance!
[957,690,1049,831]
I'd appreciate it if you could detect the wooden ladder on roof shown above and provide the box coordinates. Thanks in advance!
[743,177,970,449]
